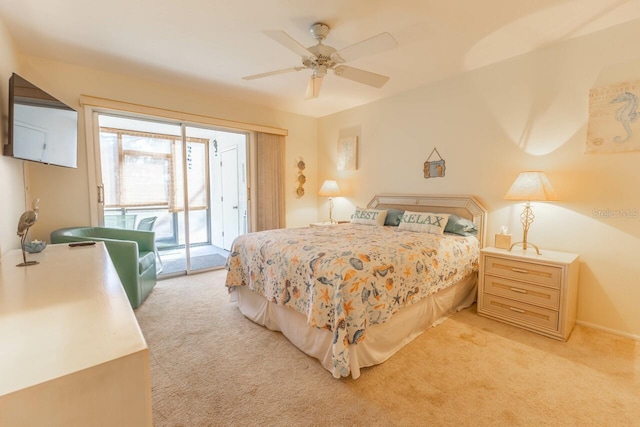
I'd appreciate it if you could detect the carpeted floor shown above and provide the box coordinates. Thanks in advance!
[135,270,640,426]
[161,254,227,274]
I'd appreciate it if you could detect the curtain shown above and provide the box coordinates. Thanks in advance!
[256,132,285,230]
[99,127,208,212]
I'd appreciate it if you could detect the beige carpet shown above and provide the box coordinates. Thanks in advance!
[135,270,640,426]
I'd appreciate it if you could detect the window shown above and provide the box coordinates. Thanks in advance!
[99,126,208,212]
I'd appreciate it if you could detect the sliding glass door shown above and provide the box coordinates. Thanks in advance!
[95,113,248,276]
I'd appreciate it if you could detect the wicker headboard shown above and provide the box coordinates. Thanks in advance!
[367,194,487,247]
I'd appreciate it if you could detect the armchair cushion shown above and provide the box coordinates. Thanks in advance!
[139,251,155,274]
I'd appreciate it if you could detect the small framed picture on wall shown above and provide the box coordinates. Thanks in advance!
[337,136,358,170]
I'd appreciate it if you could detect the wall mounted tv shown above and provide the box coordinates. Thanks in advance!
[3,73,78,168]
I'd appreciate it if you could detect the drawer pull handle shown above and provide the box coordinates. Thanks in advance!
[510,287,528,294]
[509,307,525,314]
[511,267,529,274]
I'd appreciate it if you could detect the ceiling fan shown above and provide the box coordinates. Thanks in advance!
[242,22,398,99]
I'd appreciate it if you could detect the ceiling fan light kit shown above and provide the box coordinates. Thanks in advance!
[243,22,398,98]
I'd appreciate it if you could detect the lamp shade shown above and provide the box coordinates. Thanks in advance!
[318,180,341,197]
[504,171,558,201]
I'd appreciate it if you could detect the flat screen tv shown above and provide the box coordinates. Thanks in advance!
[3,73,78,168]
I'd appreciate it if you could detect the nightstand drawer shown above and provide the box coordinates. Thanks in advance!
[484,275,560,309]
[481,294,559,331]
[484,256,561,288]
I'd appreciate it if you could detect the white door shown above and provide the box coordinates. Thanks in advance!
[221,147,240,250]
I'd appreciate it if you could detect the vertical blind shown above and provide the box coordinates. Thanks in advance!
[256,132,285,231]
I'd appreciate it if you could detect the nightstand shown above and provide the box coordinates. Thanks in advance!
[477,247,579,341]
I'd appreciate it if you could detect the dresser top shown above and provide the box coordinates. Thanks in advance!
[0,243,148,396]
[482,246,579,265]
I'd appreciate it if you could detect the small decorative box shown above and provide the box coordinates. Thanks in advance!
[495,234,511,250]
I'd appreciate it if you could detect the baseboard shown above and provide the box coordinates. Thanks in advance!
[576,320,640,341]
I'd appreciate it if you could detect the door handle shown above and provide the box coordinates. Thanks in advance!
[97,184,104,204]
[232,206,238,209]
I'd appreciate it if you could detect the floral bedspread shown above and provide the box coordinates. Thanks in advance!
[225,223,479,377]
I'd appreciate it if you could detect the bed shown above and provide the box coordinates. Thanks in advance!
[225,194,487,379]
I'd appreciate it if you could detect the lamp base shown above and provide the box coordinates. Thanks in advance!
[328,197,335,224]
[508,241,541,256]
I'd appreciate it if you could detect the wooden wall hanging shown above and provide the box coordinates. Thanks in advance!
[424,148,446,178]
[296,159,306,197]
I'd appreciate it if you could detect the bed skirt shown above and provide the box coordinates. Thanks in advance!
[230,273,477,379]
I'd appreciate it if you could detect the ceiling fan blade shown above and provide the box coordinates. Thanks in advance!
[331,32,398,63]
[305,75,323,99]
[333,65,390,88]
[242,66,305,81]
[264,30,316,58]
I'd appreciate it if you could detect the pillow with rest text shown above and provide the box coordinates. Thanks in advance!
[351,207,388,226]
[398,211,450,235]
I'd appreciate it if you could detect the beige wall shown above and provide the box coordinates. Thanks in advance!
[318,19,640,338]
[0,17,26,255]
[16,56,318,241]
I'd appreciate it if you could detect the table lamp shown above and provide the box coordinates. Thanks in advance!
[504,171,558,255]
[318,180,341,223]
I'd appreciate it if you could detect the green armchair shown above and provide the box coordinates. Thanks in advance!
[50,227,157,309]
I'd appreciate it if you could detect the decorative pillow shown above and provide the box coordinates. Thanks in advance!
[398,211,450,235]
[384,208,405,226]
[351,207,387,226]
[445,214,479,236]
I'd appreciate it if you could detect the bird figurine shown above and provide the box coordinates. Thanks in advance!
[17,198,40,267]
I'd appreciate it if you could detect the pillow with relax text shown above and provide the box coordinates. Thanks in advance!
[398,211,450,235]
[351,207,388,226]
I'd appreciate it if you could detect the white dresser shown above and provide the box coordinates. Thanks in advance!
[0,243,152,426]
[478,246,580,341]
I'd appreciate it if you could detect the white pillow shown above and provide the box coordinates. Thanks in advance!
[351,207,388,226]
[398,211,450,235]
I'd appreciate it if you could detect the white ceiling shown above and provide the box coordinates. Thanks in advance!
[1,0,639,118]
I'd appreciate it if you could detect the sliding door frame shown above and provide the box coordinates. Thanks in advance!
[82,96,286,232]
